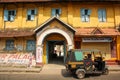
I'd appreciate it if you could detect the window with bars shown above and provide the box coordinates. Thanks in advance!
[98,9,106,22]
[4,10,16,21]
[80,8,91,22]
[6,40,15,51]
[26,40,36,51]
[27,9,37,21]
[51,8,61,18]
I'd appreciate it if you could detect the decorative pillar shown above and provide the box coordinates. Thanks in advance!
[111,38,117,59]
[68,44,73,51]
[36,45,43,63]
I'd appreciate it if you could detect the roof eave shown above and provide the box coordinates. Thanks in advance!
[1,0,120,3]
[34,16,76,33]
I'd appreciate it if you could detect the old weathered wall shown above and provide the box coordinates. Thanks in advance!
[0,2,119,30]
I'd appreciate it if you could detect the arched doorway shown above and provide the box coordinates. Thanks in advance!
[45,33,67,64]
[36,28,74,64]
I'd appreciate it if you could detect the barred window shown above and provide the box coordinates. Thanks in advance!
[51,8,61,18]
[26,40,36,51]
[27,9,37,21]
[4,10,16,21]
[6,40,14,51]
[98,9,106,22]
[80,8,91,22]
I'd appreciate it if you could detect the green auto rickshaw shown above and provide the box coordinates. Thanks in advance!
[65,49,109,79]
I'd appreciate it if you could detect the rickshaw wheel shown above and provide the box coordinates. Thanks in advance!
[103,68,109,75]
[77,71,85,79]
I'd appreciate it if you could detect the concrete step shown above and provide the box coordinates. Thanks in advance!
[107,65,120,71]
[0,67,42,72]
[0,64,42,73]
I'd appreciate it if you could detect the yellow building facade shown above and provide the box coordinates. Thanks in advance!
[0,1,120,65]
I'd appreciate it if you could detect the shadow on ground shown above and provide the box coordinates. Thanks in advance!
[61,69,104,79]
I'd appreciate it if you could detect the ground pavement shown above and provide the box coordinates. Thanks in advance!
[0,64,120,72]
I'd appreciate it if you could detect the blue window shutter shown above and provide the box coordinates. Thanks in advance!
[51,9,56,17]
[103,9,106,22]
[80,9,85,15]
[31,41,35,51]
[98,9,102,22]
[80,9,85,22]
[59,9,61,14]
[87,9,91,15]
[6,40,14,51]
[27,9,31,15]
[31,15,35,20]
[4,10,8,21]
[27,40,36,51]
[81,15,85,22]
[27,41,30,51]
[86,15,89,22]
[10,15,14,21]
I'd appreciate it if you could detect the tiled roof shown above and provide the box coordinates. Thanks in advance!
[0,30,34,37]
[0,0,120,3]
[34,16,75,33]
[0,28,119,37]
[75,28,120,36]
[0,0,55,3]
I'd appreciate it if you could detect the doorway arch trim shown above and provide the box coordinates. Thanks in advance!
[37,28,73,49]
[36,28,74,63]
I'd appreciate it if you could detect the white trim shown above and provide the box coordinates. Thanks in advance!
[36,28,74,63]
[36,46,43,63]
[37,28,73,49]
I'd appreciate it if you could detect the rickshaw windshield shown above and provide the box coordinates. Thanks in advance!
[74,51,83,61]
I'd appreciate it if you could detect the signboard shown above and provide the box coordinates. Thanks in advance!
[36,47,42,63]
[0,53,36,66]
[82,37,112,42]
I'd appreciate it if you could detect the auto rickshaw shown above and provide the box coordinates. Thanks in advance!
[65,49,109,79]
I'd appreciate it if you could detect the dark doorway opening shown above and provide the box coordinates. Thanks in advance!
[47,41,65,64]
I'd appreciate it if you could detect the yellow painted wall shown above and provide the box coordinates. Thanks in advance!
[0,37,35,53]
[3,4,19,29]
[114,5,120,27]
[0,2,120,61]
[0,5,4,30]
[117,36,120,60]
[21,4,38,29]
[81,42,111,60]
[73,4,115,28]
[115,4,120,61]
[0,2,119,30]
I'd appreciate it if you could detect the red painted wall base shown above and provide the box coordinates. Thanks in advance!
[106,60,120,65]
[36,62,44,66]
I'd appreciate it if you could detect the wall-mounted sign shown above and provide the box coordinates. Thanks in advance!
[0,53,36,66]
[82,37,112,42]
[36,46,42,63]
